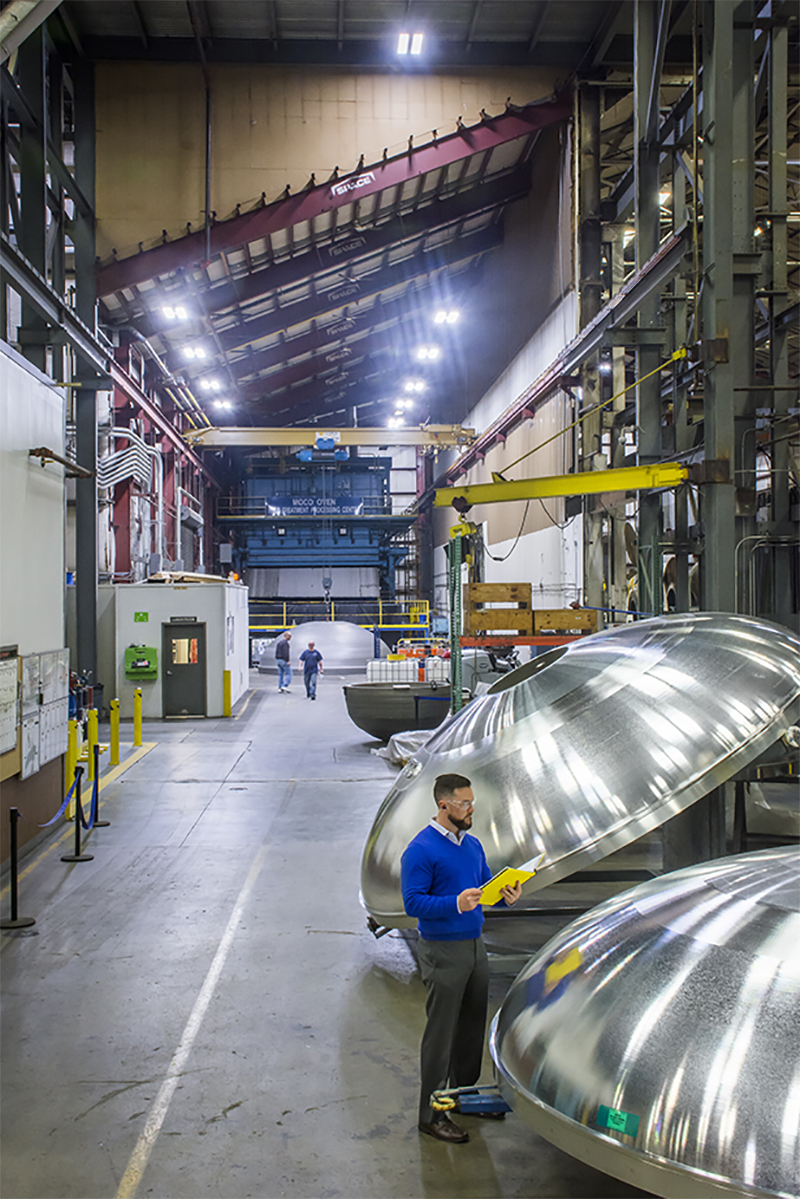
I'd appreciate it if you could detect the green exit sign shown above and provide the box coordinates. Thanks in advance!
[134,612,149,623]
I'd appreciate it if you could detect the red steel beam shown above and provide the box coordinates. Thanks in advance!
[95,95,571,297]
[193,168,529,320]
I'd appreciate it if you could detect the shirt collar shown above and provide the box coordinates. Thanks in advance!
[430,816,466,845]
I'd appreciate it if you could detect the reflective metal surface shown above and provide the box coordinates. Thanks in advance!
[491,847,800,1199]
[343,681,470,741]
[258,620,386,674]
[360,614,800,927]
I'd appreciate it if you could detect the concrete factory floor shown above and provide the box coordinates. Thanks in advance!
[1,669,653,1199]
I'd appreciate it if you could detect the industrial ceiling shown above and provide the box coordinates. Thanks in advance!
[54,0,784,434]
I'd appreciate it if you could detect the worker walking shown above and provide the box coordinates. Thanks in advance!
[401,773,521,1143]
[275,631,292,692]
[299,640,323,699]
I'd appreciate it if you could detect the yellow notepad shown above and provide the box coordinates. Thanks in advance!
[480,853,544,906]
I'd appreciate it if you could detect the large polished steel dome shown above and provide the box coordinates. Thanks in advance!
[490,846,800,1199]
[259,620,387,674]
[360,614,800,927]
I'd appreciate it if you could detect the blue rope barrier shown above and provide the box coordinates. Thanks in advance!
[38,772,81,828]
[77,776,95,832]
[83,771,99,832]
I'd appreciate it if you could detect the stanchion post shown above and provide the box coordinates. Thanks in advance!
[86,708,98,781]
[223,670,232,718]
[92,744,110,827]
[61,767,93,863]
[0,809,36,929]
[109,698,120,766]
[66,719,79,821]
[133,688,143,747]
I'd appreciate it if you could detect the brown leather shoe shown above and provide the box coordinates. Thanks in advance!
[418,1116,469,1143]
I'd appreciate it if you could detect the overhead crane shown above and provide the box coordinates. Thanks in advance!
[183,425,475,449]
[437,458,722,711]
[434,461,694,509]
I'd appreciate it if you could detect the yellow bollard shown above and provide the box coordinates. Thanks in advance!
[223,670,232,718]
[87,708,98,781]
[66,718,79,820]
[109,698,120,766]
[133,687,143,747]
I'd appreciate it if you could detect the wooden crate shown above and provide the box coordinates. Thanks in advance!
[463,582,533,636]
[465,608,534,635]
[533,608,599,633]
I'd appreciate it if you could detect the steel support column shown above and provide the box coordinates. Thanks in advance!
[578,84,605,614]
[701,0,756,613]
[72,55,98,679]
[767,14,794,626]
[605,225,630,617]
[634,0,664,615]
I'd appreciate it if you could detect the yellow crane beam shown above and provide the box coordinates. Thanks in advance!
[184,425,475,449]
[435,462,689,507]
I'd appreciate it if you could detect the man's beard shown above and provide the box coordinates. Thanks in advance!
[450,813,472,832]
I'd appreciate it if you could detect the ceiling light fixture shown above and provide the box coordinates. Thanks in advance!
[183,346,207,360]
[163,304,187,320]
[434,309,459,324]
[415,345,441,361]
[397,31,423,55]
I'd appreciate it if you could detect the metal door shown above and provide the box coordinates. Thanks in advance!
[162,623,207,717]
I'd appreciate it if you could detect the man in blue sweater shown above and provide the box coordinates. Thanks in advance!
[401,772,522,1143]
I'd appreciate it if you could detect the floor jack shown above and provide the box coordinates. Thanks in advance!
[431,1085,512,1117]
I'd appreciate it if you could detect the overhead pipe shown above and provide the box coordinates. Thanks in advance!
[0,0,62,65]
[99,427,164,563]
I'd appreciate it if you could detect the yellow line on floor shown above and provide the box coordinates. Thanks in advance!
[233,688,255,719]
[98,742,156,790]
[0,743,157,897]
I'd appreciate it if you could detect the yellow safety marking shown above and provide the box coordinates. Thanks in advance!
[0,743,157,899]
[233,689,255,720]
[96,743,156,790]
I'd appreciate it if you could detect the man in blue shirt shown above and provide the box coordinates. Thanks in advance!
[401,772,521,1143]
[298,640,323,699]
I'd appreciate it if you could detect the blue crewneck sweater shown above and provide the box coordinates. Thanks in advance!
[401,824,492,941]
